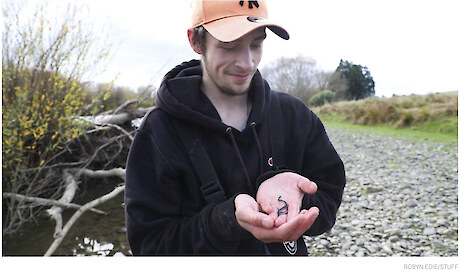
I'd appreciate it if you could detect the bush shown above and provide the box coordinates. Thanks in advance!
[309,90,336,107]
[2,0,113,233]
[2,69,87,172]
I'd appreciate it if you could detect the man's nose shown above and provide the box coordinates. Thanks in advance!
[235,47,254,71]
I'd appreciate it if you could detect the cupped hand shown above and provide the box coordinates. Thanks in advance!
[235,193,319,243]
[256,172,318,227]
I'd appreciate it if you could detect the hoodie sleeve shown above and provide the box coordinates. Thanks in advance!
[301,110,346,236]
[125,127,250,255]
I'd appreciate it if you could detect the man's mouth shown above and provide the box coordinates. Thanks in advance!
[228,72,252,82]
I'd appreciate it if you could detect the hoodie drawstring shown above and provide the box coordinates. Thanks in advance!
[226,122,264,197]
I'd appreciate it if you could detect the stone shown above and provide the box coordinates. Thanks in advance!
[405,199,418,207]
[382,245,393,255]
[385,228,401,236]
[423,227,437,235]
[320,239,330,246]
[341,242,352,251]
[340,223,352,229]
[363,186,384,194]
[402,210,413,218]
[365,245,378,253]
[432,240,446,248]
[383,199,393,207]
[330,228,342,236]
[436,219,448,227]
[389,236,399,243]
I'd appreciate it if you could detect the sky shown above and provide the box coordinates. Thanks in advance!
[13,0,460,97]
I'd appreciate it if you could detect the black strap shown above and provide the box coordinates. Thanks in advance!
[172,119,226,204]
[268,90,284,169]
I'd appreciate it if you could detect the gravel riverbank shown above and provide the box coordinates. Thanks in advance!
[304,126,458,257]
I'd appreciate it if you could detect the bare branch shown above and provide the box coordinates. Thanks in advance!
[77,167,126,179]
[2,193,107,215]
[44,184,125,256]
[46,171,79,238]
[94,123,134,141]
[112,99,139,115]
[77,107,153,126]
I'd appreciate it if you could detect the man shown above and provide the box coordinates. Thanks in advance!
[125,0,346,255]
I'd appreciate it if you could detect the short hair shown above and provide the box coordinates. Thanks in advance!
[192,25,207,55]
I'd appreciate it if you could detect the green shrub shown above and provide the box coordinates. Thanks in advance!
[309,90,336,107]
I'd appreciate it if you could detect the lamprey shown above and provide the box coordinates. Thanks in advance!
[277,196,288,215]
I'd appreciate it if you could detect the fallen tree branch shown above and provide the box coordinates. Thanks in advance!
[112,99,139,115]
[44,184,125,256]
[2,193,107,215]
[46,171,78,238]
[91,123,134,141]
[43,168,125,238]
[77,167,126,179]
[79,107,153,126]
[84,125,135,141]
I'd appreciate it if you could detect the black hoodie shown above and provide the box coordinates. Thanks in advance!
[125,60,346,255]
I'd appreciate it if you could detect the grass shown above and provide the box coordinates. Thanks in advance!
[312,91,458,144]
[322,119,457,144]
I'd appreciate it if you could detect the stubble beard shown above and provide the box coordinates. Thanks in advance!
[201,56,252,97]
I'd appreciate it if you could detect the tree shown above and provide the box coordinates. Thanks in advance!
[335,60,375,100]
[2,0,113,234]
[262,55,320,103]
[315,70,334,91]
[327,71,348,101]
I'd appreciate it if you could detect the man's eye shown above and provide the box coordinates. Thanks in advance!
[222,45,237,51]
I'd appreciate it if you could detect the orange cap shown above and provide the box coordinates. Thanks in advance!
[191,0,289,42]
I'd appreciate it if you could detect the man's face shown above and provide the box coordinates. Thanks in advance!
[201,27,266,96]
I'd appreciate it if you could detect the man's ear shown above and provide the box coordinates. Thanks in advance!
[187,28,202,54]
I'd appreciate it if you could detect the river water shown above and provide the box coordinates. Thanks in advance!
[2,179,131,256]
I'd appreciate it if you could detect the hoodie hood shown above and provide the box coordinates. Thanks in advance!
[155,59,272,133]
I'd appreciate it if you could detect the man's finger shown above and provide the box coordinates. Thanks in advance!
[297,177,317,194]
[274,214,287,227]
[273,207,320,242]
[240,209,275,229]
[259,200,278,217]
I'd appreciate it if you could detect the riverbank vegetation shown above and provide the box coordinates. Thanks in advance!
[2,1,152,254]
[312,92,458,141]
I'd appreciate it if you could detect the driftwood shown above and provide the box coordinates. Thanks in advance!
[45,168,126,239]
[44,185,125,256]
[2,167,128,250]
[46,170,79,238]
[81,107,152,126]
[1,193,107,215]
[112,99,139,115]
[77,167,126,179]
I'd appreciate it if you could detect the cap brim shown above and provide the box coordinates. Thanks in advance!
[203,15,289,42]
